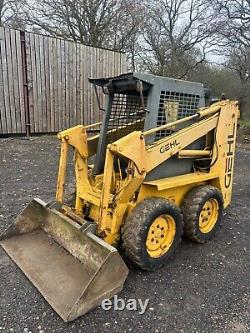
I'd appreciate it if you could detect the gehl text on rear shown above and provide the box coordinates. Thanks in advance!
[225,122,236,189]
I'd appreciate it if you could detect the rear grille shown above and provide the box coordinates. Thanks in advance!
[156,91,200,139]
[106,93,147,143]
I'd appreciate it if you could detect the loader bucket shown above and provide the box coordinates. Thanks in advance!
[0,198,128,322]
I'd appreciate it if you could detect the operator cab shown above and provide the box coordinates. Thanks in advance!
[89,73,206,179]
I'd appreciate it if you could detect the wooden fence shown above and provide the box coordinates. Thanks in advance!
[0,27,127,135]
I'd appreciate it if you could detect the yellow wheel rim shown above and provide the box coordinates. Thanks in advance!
[146,215,176,258]
[199,198,219,233]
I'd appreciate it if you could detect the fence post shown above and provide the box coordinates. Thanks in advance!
[20,31,31,137]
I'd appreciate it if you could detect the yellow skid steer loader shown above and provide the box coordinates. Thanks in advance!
[0,73,239,321]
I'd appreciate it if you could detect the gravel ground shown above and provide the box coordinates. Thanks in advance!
[0,136,249,333]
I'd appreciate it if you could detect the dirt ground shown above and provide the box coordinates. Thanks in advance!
[0,136,249,333]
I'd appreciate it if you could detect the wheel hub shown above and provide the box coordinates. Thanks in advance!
[199,199,219,233]
[146,215,176,258]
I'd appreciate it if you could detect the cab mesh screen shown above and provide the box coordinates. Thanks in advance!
[156,91,200,139]
[106,93,147,143]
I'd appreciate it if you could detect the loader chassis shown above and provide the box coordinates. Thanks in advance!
[0,73,239,321]
[56,99,238,246]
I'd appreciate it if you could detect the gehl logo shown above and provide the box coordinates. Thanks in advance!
[160,140,180,153]
[225,123,236,189]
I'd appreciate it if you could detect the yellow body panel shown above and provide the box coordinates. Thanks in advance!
[143,172,219,191]
[138,182,205,206]
[145,114,219,172]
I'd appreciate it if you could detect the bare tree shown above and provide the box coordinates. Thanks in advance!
[0,0,24,27]
[215,0,250,46]
[140,0,219,78]
[21,0,143,54]
[212,1,250,117]
[213,0,250,83]
[226,47,249,84]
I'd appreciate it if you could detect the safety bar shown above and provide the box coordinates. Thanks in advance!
[143,103,223,137]
[85,122,102,129]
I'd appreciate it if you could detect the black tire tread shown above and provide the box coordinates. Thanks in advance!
[122,197,183,271]
[182,185,223,243]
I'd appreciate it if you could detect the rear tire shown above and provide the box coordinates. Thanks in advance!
[121,197,183,271]
[182,185,223,243]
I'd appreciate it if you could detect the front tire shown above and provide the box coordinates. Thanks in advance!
[121,197,183,271]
